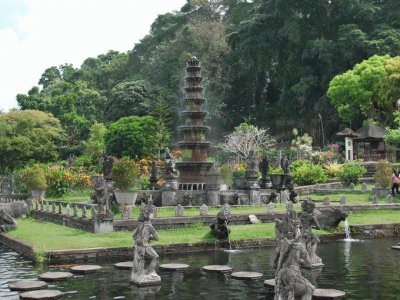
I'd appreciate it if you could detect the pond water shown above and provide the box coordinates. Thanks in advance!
[2,237,400,299]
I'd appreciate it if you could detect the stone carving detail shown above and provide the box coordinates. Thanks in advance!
[131,201,161,286]
[259,157,269,188]
[274,238,314,300]
[271,205,314,300]
[372,195,379,204]
[91,178,113,218]
[82,206,87,218]
[0,201,28,218]
[51,203,56,213]
[300,200,322,266]
[199,204,208,216]
[175,204,184,217]
[349,183,355,190]
[267,202,275,214]
[149,160,159,190]
[280,155,291,174]
[164,147,178,178]
[66,204,70,217]
[315,207,348,230]
[387,194,393,204]
[322,196,330,206]
[0,208,17,232]
[340,196,347,205]
[210,204,230,239]
[73,205,78,217]
[102,155,117,181]
[361,183,368,192]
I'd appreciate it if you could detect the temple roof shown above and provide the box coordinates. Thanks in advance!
[336,128,359,138]
[353,123,387,140]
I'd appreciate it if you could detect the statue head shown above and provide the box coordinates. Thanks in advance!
[301,199,316,213]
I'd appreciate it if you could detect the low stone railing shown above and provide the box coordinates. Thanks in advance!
[33,200,97,219]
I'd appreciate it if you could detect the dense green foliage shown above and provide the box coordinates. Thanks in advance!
[291,161,327,185]
[374,160,392,188]
[111,157,138,190]
[337,162,366,185]
[11,0,400,166]
[21,164,48,190]
[105,116,158,159]
[0,110,64,171]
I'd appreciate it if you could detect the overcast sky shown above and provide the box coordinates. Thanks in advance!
[0,0,187,112]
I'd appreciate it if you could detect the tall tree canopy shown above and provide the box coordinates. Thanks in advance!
[328,55,400,125]
[0,110,65,171]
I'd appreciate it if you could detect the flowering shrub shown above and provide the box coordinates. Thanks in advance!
[232,163,247,178]
[323,162,343,178]
[45,167,93,197]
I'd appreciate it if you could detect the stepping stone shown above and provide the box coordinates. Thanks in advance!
[391,246,400,250]
[114,261,133,270]
[19,289,63,299]
[39,271,73,282]
[202,265,233,273]
[70,265,102,273]
[159,263,189,271]
[264,280,346,298]
[313,288,346,298]
[8,280,48,291]
[231,271,263,280]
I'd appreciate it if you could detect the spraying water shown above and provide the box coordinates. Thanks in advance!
[223,220,240,253]
[343,218,360,242]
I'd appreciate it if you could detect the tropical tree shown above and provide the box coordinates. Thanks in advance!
[221,123,276,160]
[0,110,65,171]
[105,116,158,159]
[85,122,108,167]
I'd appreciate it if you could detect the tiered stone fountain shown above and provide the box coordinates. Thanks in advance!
[175,56,213,191]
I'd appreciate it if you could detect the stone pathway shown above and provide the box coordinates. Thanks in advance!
[159,263,189,271]
[70,265,102,274]
[19,289,63,299]
[8,280,48,291]
[38,271,73,282]
[231,271,263,280]
[114,261,133,270]
[202,265,233,273]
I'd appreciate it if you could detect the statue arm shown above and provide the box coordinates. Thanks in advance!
[149,225,159,241]
[312,215,321,230]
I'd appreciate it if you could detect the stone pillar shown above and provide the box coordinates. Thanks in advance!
[94,218,114,233]
[207,190,220,206]
[162,190,177,206]
[249,189,261,205]
[345,137,354,161]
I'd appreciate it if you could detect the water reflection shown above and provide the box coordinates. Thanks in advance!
[2,238,400,299]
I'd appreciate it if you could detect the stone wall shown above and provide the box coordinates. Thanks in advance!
[34,210,94,232]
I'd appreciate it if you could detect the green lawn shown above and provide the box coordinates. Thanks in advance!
[7,208,391,253]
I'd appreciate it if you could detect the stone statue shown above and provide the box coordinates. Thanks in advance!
[245,150,258,177]
[164,147,177,177]
[91,178,113,218]
[315,207,347,230]
[102,155,117,180]
[67,154,76,168]
[0,208,17,232]
[300,200,322,266]
[271,205,314,300]
[0,201,28,218]
[274,238,314,300]
[210,204,230,239]
[131,201,161,286]
[149,160,159,190]
[280,155,291,174]
[259,157,269,189]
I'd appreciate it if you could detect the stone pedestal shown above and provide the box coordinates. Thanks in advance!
[94,218,113,233]
[162,190,177,206]
[249,189,260,204]
[207,190,220,206]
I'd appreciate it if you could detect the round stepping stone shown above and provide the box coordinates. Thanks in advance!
[70,264,102,273]
[19,289,63,299]
[202,265,233,273]
[264,279,275,288]
[159,263,189,271]
[9,280,48,291]
[114,261,133,270]
[391,245,400,250]
[231,271,263,280]
[39,271,73,282]
[313,288,346,298]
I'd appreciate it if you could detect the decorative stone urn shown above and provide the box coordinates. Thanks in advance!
[114,191,138,220]
[31,189,46,202]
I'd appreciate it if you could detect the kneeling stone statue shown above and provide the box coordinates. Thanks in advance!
[131,201,161,286]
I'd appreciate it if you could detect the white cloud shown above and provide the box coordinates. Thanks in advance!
[0,0,186,112]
